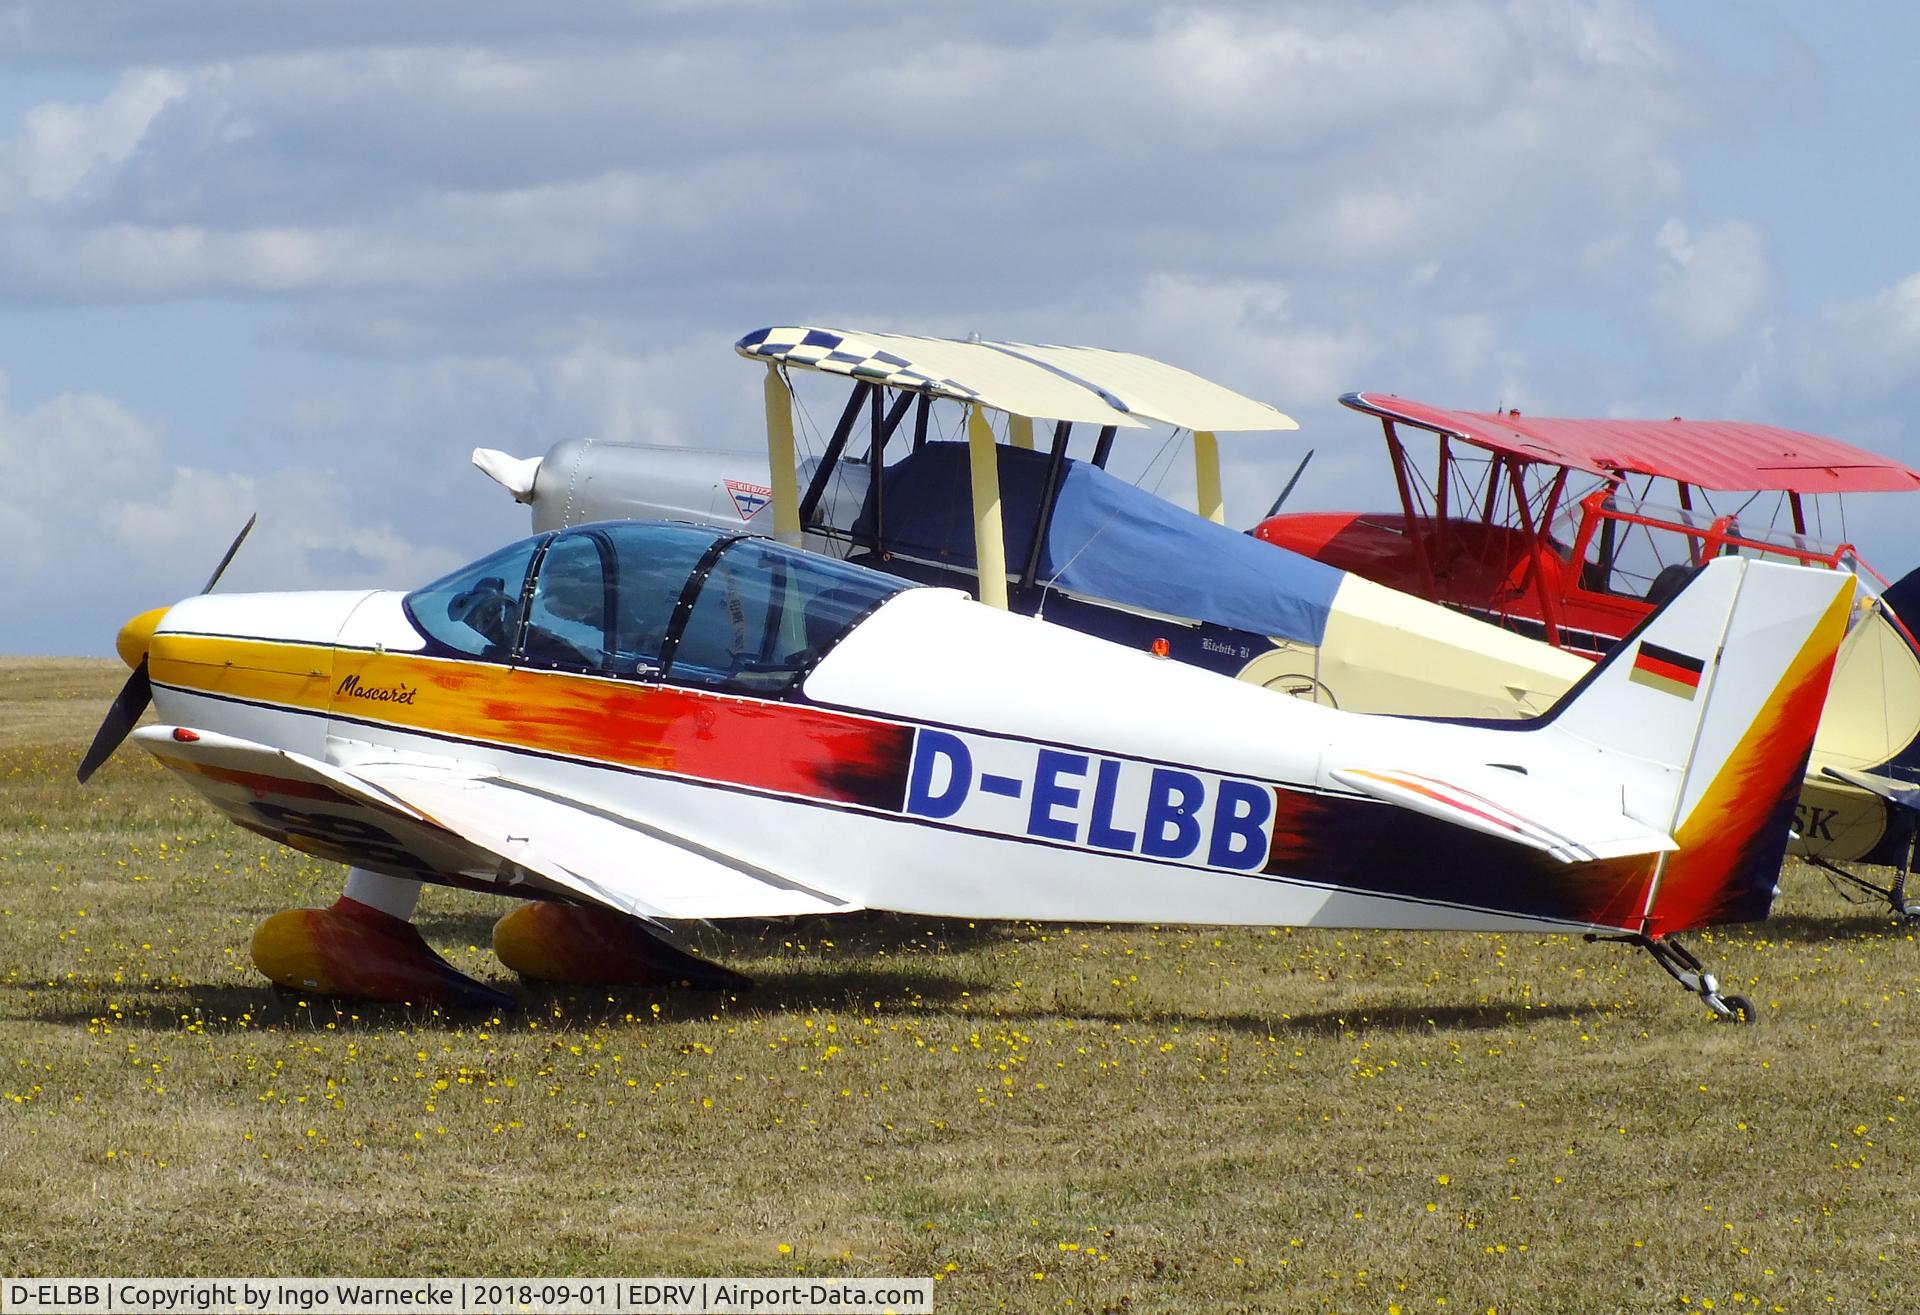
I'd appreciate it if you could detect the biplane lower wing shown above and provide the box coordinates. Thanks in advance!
[132,726,857,921]
[1820,764,1920,813]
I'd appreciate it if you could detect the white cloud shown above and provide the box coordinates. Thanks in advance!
[1118,272,1380,406]
[1647,217,1777,347]
[0,157,827,299]
[0,374,169,578]
[0,2,1706,308]
[105,466,464,596]
[1786,271,1920,400]
[0,68,185,210]
[0,373,465,653]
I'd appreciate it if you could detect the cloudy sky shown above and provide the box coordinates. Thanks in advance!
[6,0,1919,654]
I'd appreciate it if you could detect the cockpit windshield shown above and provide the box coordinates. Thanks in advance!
[405,521,910,694]
[404,536,545,659]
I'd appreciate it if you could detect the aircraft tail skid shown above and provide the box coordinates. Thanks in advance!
[1526,557,1855,934]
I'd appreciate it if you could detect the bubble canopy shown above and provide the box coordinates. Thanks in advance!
[404,521,910,694]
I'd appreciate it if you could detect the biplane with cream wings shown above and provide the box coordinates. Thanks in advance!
[477,327,1596,720]
[1255,394,1920,904]
[80,516,1852,1020]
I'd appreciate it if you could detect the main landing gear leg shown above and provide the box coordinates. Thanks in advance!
[1894,862,1920,923]
[1590,932,1755,1023]
[250,867,514,1010]
[1806,853,1920,924]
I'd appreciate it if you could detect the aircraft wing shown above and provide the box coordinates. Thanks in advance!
[134,727,857,920]
[1330,763,1677,864]
[347,756,858,920]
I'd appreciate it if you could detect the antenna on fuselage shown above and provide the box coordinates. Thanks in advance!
[1264,449,1315,518]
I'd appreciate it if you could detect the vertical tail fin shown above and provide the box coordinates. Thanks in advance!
[1534,557,1855,932]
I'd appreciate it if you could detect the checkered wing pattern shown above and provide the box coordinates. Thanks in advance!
[736,326,982,402]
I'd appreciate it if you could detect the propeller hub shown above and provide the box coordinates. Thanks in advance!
[116,607,169,671]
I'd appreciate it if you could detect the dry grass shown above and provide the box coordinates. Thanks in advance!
[3,657,1918,1311]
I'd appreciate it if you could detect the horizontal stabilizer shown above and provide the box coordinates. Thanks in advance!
[1331,764,1678,865]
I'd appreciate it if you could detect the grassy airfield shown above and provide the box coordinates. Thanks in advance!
[3,656,1918,1313]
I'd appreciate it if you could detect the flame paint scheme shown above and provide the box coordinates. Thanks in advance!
[97,521,1852,1018]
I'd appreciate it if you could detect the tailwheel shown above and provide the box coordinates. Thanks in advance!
[251,896,513,1011]
[1592,932,1755,1023]
[493,901,752,991]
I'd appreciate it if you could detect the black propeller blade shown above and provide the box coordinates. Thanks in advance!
[75,514,257,784]
[201,513,257,594]
[1264,449,1315,519]
[76,658,152,784]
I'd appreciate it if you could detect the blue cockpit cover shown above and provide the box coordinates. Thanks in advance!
[852,443,1344,645]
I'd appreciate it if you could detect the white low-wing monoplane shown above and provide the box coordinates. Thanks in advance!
[80,520,1851,1020]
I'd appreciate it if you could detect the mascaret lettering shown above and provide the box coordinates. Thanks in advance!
[336,673,419,705]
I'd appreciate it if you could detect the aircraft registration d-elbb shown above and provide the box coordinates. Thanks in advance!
[80,518,1852,1020]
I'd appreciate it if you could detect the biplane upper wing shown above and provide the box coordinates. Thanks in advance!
[735,325,1298,432]
[1330,762,1677,865]
[1342,391,1920,494]
[134,727,857,921]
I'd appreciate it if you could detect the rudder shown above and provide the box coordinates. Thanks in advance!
[1532,557,1855,932]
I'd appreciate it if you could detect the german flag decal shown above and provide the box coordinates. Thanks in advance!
[1629,640,1706,699]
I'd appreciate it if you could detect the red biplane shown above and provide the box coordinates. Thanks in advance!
[1256,393,1920,899]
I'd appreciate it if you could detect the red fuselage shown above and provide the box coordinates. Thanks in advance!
[1254,511,1653,659]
